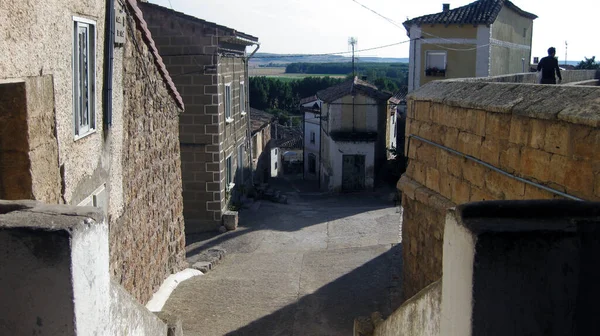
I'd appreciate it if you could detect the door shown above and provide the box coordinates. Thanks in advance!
[342,155,365,191]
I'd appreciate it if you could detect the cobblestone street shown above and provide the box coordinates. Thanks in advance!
[163,179,403,335]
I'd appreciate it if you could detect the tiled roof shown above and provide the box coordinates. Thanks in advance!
[403,0,536,30]
[274,137,303,149]
[138,1,258,43]
[126,0,184,110]
[299,95,318,105]
[316,77,392,103]
[250,108,275,134]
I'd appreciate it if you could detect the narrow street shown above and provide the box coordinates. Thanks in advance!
[163,178,403,336]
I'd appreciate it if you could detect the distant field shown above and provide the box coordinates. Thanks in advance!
[249,67,346,80]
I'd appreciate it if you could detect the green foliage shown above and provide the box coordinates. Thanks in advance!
[249,76,344,112]
[575,56,600,70]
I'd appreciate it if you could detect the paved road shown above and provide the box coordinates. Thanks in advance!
[163,181,403,336]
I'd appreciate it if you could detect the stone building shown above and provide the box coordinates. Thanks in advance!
[0,0,187,303]
[316,77,392,192]
[250,108,276,184]
[404,0,537,91]
[302,96,322,180]
[139,2,259,233]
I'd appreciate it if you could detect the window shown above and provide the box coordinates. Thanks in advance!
[523,28,527,38]
[310,131,316,144]
[240,81,246,116]
[73,17,96,138]
[425,51,447,76]
[226,155,233,189]
[275,161,278,170]
[225,83,232,123]
[308,154,316,174]
[275,148,278,155]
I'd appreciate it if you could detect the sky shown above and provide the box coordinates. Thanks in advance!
[149,0,599,62]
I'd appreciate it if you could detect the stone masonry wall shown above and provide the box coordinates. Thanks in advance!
[110,10,187,303]
[140,3,251,233]
[399,80,600,301]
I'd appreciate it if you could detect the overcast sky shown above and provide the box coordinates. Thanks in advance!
[149,0,599,62]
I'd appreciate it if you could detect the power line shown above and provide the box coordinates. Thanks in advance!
[351,0,404,30]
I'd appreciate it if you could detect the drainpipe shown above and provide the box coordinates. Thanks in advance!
[103,0,115,129]
[246,42,260,186]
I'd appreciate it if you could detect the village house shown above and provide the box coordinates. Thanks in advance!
[387,90,408,158]
[0,0,187,305]
[404,0,537,91]
[316,77,392,192]
[302,96,322,180]
[139,2,259,233]
[250,107,276,184]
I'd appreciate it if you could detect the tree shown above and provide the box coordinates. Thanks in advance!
[575,56,600,70]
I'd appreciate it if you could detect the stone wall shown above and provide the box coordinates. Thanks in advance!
[110,8,187,304]
[399,80,600,300]
[140,3,252,232]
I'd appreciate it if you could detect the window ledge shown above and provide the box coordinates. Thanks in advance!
[226,117,234,124]
[74,129,97,141]
[241,111,247,117]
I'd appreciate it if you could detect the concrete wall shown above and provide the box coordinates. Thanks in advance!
[373,280,441,336]
[0,200,170,336]
[141,4,251,232]
[110,7,187,303]
[489,6,534,75]
[399,79,600,300]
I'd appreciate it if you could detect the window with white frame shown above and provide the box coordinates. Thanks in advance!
[425,51,447,70]
[73,17,96,137]
[225,83,232,123]
[240,81,246,116]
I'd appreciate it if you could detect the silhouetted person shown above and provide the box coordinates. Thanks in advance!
[537,47,562,84]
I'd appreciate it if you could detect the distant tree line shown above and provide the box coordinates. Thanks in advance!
[285,62,408,92]
[575,56,600,70]
[249,76,343,112]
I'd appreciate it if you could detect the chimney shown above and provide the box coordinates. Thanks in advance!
[443,3,450,12]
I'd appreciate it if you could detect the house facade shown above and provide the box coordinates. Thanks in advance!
[139,2,259,233]
[0,0,187,303]
[317,77,391,192]
[302,96,322,179]
[404,0,537,91]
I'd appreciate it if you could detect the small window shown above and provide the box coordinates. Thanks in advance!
[523,28,527,38]
[308,154,316,174]
[225,83,232,121]
[226,155,232,187]
[275,148,278,155]
[310,131,316,144]
[426,51,446,70]
[275,161,278,170]
[240,81,246,115]
[73,17,96,138]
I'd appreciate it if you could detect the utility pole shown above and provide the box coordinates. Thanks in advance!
[349,37,358,78]
[565,41,568,66]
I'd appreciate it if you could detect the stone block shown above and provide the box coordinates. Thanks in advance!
[447,153,464,178]
[426,166,441,193]
[509,115,531,145]
[414,101,432,122]
[485,170,525,199]
[467,109,487,136]
[398,175,420,200]
[406,100,415,119]
[520,147,552,182]
[499,143,521,174]
[462,160,486,188]
[416,141,437,167]
[480,138,502,166]
[485,112,511,140]
[563,159,594,197]
[441,127,459,149]
[543,122,570,156]
[410,160,427,186]
[549,154,568,187]
[408,119,421,138]
[438,172,454,201]
[470,186,497,202]
[570,125,600,161]
[529,119,547,149]
[451,176,471,205]
[524,184,556,200]
[456,132,482,158]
